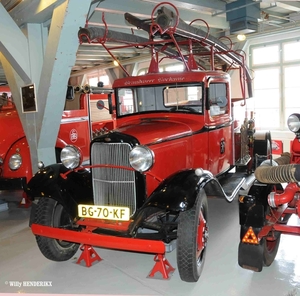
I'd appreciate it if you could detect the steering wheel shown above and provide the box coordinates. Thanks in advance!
[170,106,196,113]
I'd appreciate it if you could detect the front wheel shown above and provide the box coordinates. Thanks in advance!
[177,190,209,282]
[34,197,79,261]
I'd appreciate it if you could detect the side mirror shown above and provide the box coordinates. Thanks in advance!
[96,100,105,110]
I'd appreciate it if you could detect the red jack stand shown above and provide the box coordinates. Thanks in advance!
[148,254,175,279]
[76,245,102,267]
[19,192,32,208]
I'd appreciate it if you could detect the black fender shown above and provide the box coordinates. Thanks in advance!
[128,169,213,236]
[142,169,202,213]
[25,164,93,220]
[128,169,201,236]
[238,181,282,240]
[239,181,279,226]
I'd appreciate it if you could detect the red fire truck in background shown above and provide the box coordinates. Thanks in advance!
[0,85,114,192]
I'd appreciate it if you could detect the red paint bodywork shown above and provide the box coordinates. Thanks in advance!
[0,87,113,190]
[249,136,300,251]
[30,69,242,275]
[28,3,259,279]
[112,71,234,195]
[32,224,166,254]
[291,137,300,164]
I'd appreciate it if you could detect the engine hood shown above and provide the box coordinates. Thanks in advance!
[115,118,193,145]
[0,109,25,158]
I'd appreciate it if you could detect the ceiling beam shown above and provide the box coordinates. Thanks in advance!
[76,54,136,60]
[71,54,150,77]
[275,1,300,12]
[7,0,65,27]
[140,0,226,12]
[88,0,228,30]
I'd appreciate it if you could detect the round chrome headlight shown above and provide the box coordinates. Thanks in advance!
[129,146,154,172]
[9,154,22,170]
[60,145,82,169]
[287,114,300,133]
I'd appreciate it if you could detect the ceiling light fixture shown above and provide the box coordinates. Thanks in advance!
[237,34,246,41]
[113,60,119,66]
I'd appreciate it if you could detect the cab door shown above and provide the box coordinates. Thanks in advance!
[206,81,233,175]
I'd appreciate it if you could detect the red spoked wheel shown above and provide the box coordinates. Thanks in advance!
[177,190,209,282]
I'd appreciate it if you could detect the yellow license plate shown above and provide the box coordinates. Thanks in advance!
[78,204,130,221]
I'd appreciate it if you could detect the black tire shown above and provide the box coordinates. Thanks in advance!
[34,197,79,261]
[263,211,290,266]
[177,190,209,282]
[262,234,280,266]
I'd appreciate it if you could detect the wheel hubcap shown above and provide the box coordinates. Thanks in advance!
[197,210,208,259]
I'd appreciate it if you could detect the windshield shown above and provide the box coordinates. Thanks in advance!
[116,83,203,116]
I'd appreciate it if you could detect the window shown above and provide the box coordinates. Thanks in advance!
[283,41,300,62]
[250,68,280,128]
[208,83,228,116]
[137,63,183,76]
[252,45,280,65]
[284,65,300,122]
[87,72,111,87]
[164,85,202,108]
[165,64,184,72]
[250,38,300,130]
[117,84,203,116]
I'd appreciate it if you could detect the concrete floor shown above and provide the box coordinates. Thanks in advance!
[0,191,299,296]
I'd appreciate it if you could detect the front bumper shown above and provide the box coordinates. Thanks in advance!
[31,224,166,254]
[0,177,27,190]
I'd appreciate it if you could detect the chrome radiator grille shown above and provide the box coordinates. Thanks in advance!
[91,142,136,215]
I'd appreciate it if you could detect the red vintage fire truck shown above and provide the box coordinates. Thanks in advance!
[238,113,300,271]
[0,85,113,192]
[26,3,271,282]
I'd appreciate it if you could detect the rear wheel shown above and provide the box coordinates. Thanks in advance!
[263,211,291,266]
[177,190,209,282]
[34,197,79,261]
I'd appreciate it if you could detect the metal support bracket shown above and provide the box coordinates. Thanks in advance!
[148,254,175,279]
[76,244,102,267]
[19,192,32,208]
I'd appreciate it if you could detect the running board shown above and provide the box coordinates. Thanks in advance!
[204,173,248,202]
